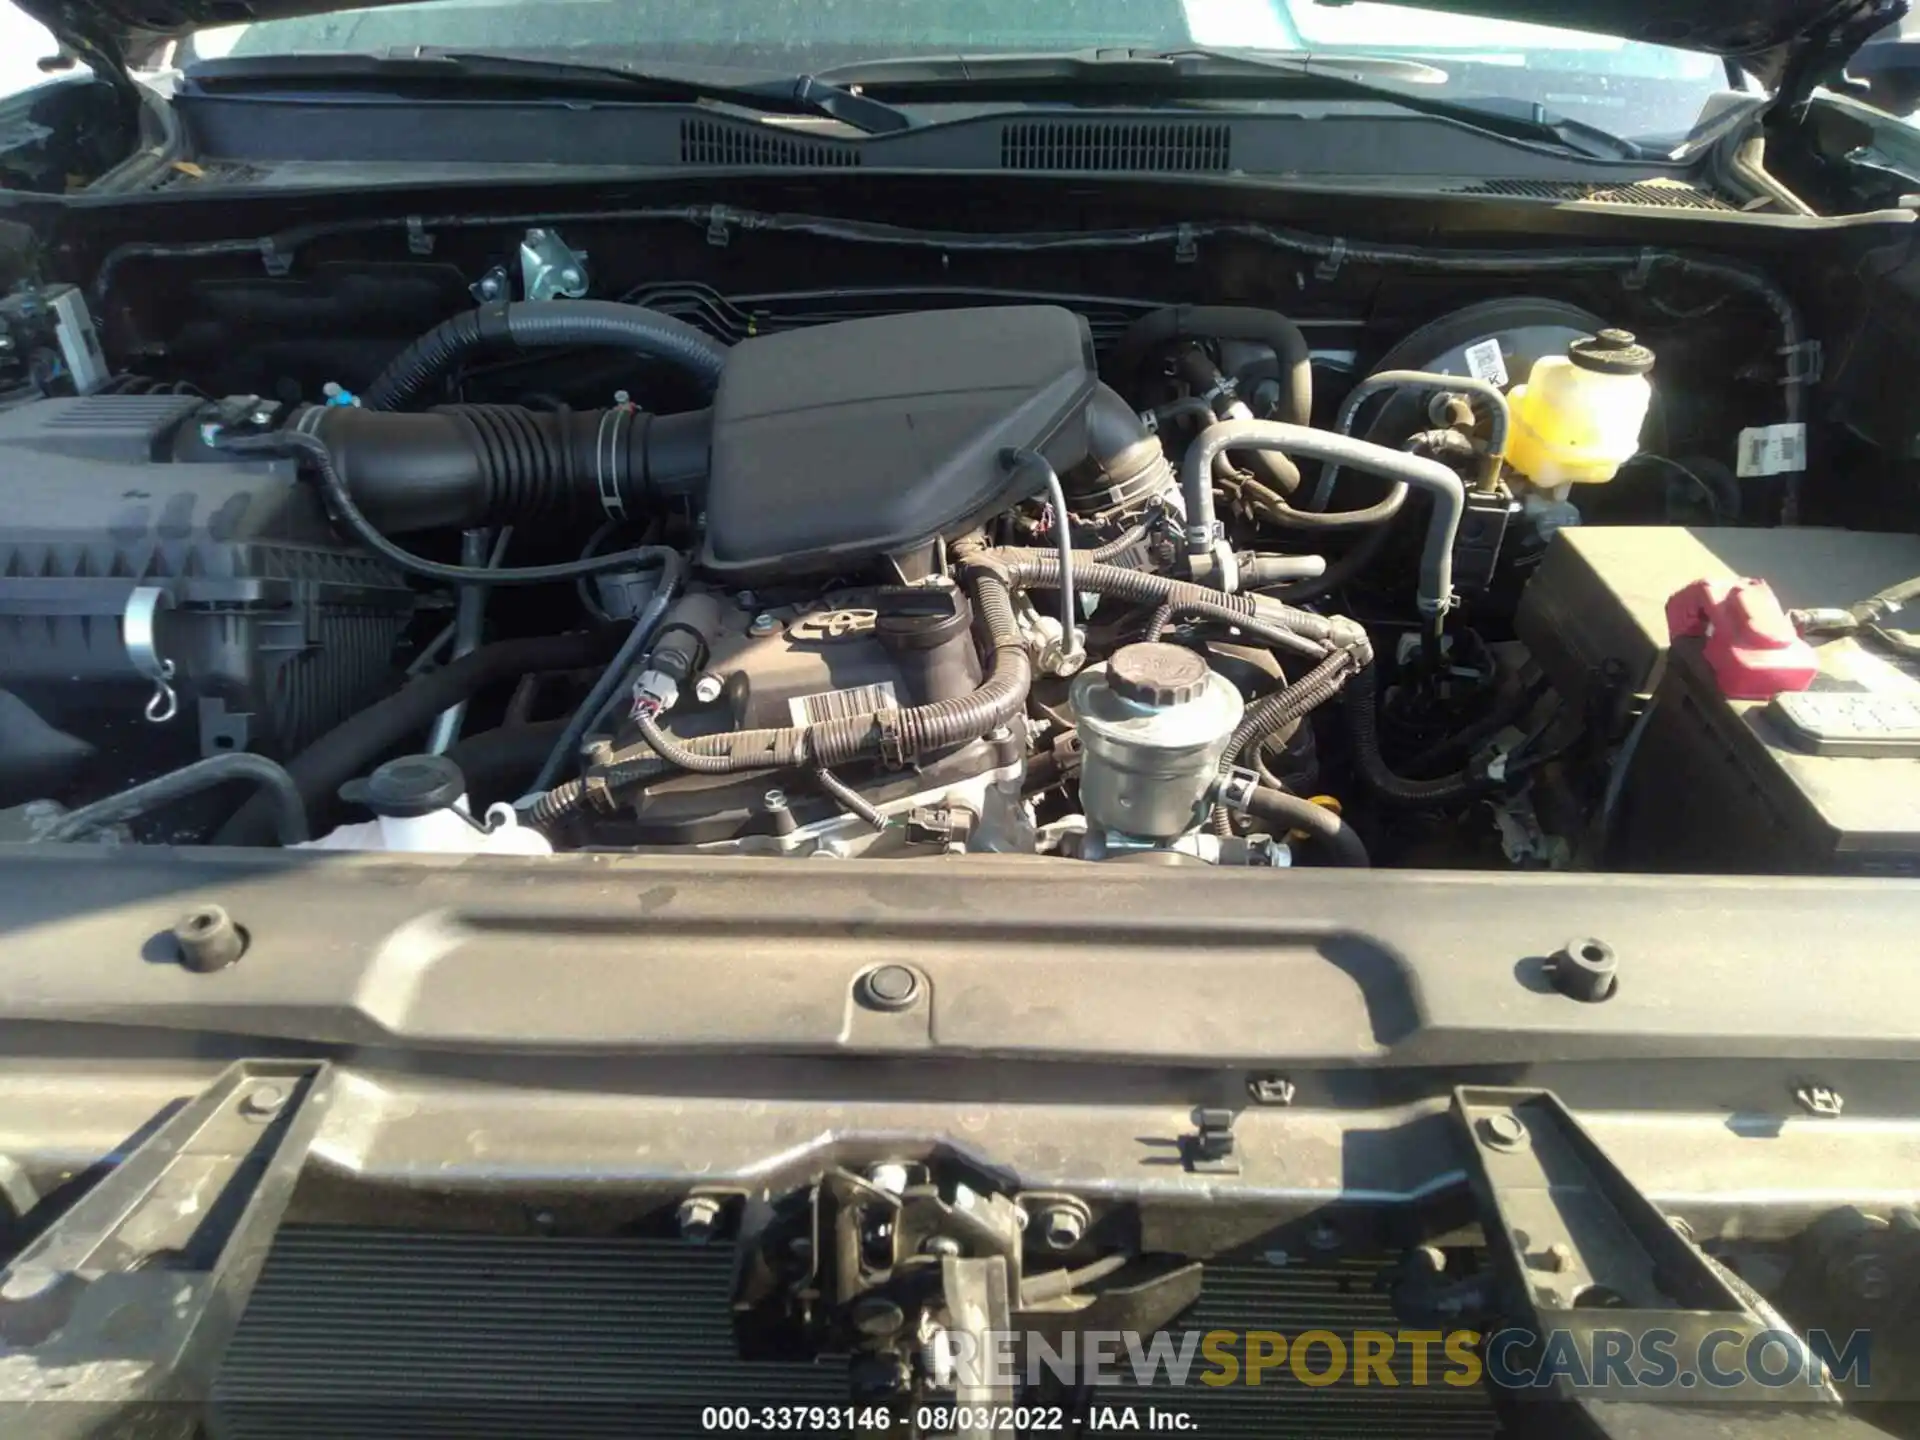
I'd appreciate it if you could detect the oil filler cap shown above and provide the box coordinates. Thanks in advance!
[1569,329,1656,376]
[1107,643,1210,707]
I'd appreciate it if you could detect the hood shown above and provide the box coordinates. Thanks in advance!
[21,0,1911,98]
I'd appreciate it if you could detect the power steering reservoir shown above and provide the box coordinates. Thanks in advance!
[1070,642,1244,841]
[1504,329,1656,487]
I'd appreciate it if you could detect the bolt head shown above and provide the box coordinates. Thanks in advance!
[560,269,581,286]
[763,789,788,811]
[750,612,778,636]
[1479,1112,1528,1151]
[676,1195,722,1241]
[693,674,725,704]
[240,1083,286,1118]
[922,1236,963,1258]
[1041,1207,1086,1251]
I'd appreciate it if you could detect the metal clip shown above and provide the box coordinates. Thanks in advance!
[124,586,178,724]
[1174,223,1198,264]
[1623,247,1659,290]
[1314,236,1349,282]
[1214,765,1262,814]
[1780,339,1824,387]
[258,237,291,278]
[706,205,734,248]
[406,215,435,256]
[518,228,589,302]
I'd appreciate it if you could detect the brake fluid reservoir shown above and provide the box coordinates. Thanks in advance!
[1504,330,1655,487]
[1070,643,1244,841]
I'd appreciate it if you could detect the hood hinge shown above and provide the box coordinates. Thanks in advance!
[1764,0,1911,123]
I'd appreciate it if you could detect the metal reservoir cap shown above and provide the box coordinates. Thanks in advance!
[1070,644,1245,841]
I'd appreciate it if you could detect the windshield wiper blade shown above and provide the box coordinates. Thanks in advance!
[812,47,1643,160]
[183,51,916,135]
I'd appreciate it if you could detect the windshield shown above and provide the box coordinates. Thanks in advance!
[188,0,1726,144]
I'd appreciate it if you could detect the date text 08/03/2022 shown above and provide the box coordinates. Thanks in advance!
[700,1405,1190,1431]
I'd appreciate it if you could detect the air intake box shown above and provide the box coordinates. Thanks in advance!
[698,306,1098,580]
[0,394,412,767]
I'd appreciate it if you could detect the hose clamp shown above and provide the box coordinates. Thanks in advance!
[124,585,178,724]
[1214,766,1262,815]
[595,404,633,521]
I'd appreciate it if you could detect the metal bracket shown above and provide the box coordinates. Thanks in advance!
[1174,223,1198,265]
[0,1061,330,1439]
[123,585,177,724]
[1623,247,1659,290]
[518,227,589,302]
[706,205,734,248]
[405,215,434,256]
[1454,1086,1843,1405]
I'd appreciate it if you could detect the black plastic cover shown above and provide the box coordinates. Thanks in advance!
[699,306,1097,581]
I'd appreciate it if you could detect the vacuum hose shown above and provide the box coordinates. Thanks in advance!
[1239,786,1370,868]
[362,300,730,412]
[43,753,309,846]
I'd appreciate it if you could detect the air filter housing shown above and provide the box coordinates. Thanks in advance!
[698,306,1098,581]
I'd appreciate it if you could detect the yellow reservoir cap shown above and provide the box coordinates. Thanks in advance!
[1504,330,1654,487]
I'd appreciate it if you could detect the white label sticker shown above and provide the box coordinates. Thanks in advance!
[789,680,898,727]
[1462,338,1509,388]
[1736,423,1808,478]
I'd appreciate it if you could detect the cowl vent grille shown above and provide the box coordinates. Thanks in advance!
[1451,178,1736,210]
[1001,120,1231,172]
[680,118,860,167]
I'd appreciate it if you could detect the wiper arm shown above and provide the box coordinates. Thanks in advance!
[183,51,916,135]
[813,47,1643,160]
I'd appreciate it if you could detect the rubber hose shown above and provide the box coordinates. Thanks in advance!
[1240,787,1370,868]
[1210,650,1357,836]
[1105,305,1313,428]
[530,550,687,794]
[217,629,623,846]
[363,300,730,412]
[1346,661,1483,808]
[43,753,308,846]
[444,722,567,808]
[1182,421,1466,615]
[217,429,681,587]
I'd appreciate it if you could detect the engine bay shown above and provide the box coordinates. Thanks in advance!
[4,189,1919,875]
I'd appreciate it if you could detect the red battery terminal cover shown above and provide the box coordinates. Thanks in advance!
[1665,577,1819,700]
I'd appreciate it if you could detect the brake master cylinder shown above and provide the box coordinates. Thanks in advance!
[1070,642,1244,841]
[1504,329,1656,487]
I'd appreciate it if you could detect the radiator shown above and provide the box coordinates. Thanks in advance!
[212,1227,1499,1440]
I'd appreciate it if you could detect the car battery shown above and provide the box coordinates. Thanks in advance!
[1516,525,1920,874]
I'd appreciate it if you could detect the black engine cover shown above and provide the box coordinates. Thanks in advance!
[698,306,1097,581]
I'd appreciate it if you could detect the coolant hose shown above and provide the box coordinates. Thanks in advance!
[1182,421,1466,615]
[217,629,625,846]
[1240,787,1370,868]
[362,300,731,412]
[42,753,309,846]
[1106,305,1313,428]
[1345,661,1484,808]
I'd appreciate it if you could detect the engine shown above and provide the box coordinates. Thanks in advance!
[9,247,1916,874]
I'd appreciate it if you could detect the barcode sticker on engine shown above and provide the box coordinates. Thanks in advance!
[1736,423,1807,477]
[1462,338,1509,388]
[790,681,899,726]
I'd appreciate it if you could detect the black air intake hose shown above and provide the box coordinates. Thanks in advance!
[306,404,711,533]
[362,300,731,412]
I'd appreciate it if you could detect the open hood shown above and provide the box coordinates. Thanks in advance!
[18,0,1912,98]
